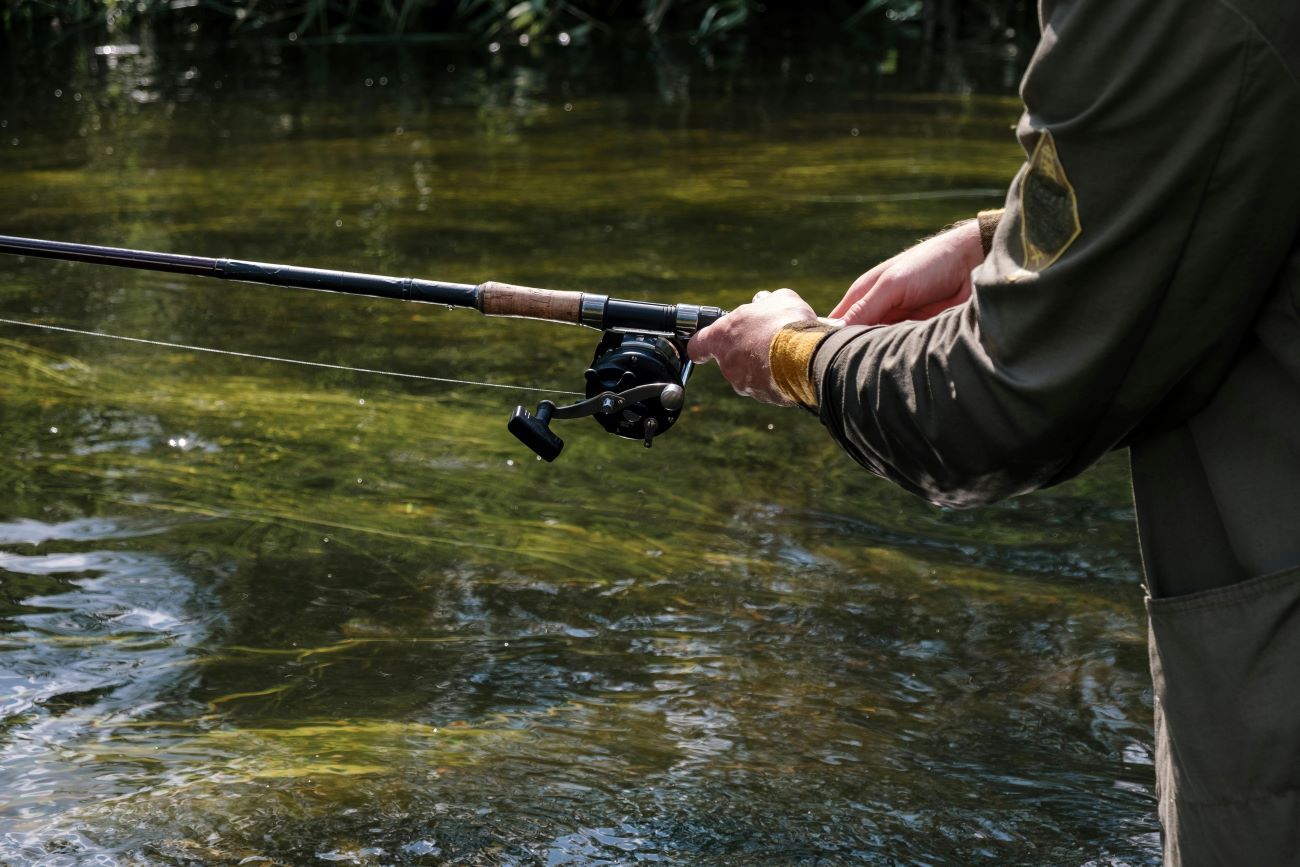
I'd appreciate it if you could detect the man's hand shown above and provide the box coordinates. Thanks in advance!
[688,288,819,405]
[830,219,985,326]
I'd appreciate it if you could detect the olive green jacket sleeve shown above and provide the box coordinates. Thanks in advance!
[811,0,1300,508]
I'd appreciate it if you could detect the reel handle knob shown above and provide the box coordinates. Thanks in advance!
[508,400,564,462]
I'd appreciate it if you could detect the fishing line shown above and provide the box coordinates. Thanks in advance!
[0,316,582,396]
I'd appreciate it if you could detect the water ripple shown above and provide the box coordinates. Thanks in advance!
[0,516,212,864]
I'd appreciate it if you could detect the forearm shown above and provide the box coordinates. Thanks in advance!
[770,304,1082,507]
[808,312,1082,506]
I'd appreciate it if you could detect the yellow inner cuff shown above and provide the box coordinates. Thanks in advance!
[977,208,1004,256]
[769,323,834,408]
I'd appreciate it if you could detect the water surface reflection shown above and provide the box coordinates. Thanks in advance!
[0,38,1156,865]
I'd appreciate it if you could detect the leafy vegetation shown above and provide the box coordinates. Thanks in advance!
[4,0,1034,57]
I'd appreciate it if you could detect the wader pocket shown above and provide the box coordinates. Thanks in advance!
[1146,564,1300,864]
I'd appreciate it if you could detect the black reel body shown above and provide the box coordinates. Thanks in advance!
[508,330,690,461]
[585,331,686,441]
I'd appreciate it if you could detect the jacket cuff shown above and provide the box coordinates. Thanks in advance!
[769,321,837,409]
[977,208,1004,256]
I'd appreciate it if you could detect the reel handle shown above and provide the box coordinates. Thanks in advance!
[507,383,685,461]
[508,400,564,462]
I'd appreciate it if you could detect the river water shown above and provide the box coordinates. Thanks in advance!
[0,33,1157,866]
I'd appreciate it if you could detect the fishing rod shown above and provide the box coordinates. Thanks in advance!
[0,234,727,461]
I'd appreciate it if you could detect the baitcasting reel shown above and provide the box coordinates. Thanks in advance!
[508,330,691,461]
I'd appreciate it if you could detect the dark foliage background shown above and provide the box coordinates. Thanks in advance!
[3,1,1035,93]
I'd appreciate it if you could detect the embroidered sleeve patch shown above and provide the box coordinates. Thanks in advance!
[1019,130,1081,271]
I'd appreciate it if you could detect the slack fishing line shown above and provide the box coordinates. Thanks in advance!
[0,317,582,396]
[0,234,730,460]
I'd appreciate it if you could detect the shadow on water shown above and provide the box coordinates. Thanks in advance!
[0,31,1157,867]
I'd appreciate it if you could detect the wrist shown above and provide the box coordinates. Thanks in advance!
[938,218,986,271]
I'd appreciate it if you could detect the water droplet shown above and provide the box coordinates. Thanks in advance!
[288,32,298,42]
[364,78,374,87]
[805,73,814,83]
[791,258,799,266]
[178,437,188,448]
[850,127,860,137]
[358,398,365,406]
[488,42,501,54]
[558,32,571,46]
[446,63,456,73]
[767,423,774,430]
[54,89,62,98]
[48,426,58,434]
[395,126,404,135]
[323,537,330,543]
[563,103,573,112]
[506,459,515,467]
[168,438,177,447]
[503,642,510,647]
[335,219,343,228]
[379,76,388,86]
[356,478,363,484]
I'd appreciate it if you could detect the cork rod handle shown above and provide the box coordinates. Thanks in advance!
[477,281,583,324]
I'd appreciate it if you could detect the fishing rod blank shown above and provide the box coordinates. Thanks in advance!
[0,235,724,337]
[0,233,728,460]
